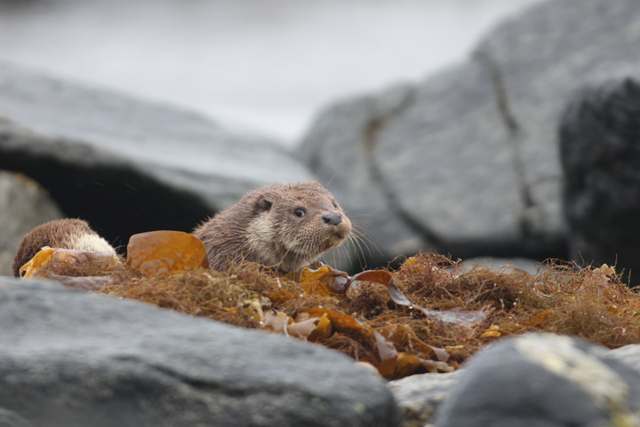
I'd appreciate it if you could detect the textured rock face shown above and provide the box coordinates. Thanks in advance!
[560,71,640,283]
[299,0,640,267]
[0,62,313,247]
[433,334,640,427]
[610,344,640,372]
[0,278,399,427]
[387,338,640,426]
[0,171,62,276]
[388,371,462,427]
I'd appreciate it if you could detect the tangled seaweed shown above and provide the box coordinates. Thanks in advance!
[22,232,640,380]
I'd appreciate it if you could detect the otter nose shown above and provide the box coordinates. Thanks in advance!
[322,212,342,226]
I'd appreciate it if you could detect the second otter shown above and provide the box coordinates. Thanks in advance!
[194,181,351,273]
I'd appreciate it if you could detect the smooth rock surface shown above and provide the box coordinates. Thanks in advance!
[610,344,640,373]
[389,340,640,426]
[388,371,462,427]
[300,84,430,270]
[0,62,313,247]
[0,278,399,427]
[560,70,640,284]
[433,333,640,427]
[0,171,62,276]
[299,0,640,266]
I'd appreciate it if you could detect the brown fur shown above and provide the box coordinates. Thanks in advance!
[193,181,352,273]
[12,219,115,277]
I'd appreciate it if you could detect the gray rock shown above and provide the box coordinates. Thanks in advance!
[0,62,313,247]
[300,83,430,271]
[372,63,524,249]
[609,344,640,373]
[433,333,640,427]
[460,257,543,275]
[299,0,640,267]
[0,408,34,427]
[388,340,640,427]
[559,70,640,284]
[0,171,62,276]
[0,278,399,427]
[388,371,463,427]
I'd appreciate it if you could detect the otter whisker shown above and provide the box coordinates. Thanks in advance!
[333,246,342,269]
[298,239,315,269]
[351,226,381,257]
[335,239,349,267]
[347,234,367,270]
[344,243,353,267]
[348,233,366,263]
[280,245,298,272]
[355,237,369,266]
[346,234,356,261]
[351,223,374,239]
[292,243,307,270]
[327,171,340,186]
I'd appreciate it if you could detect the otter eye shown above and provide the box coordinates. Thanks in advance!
[295,208,305,218]
[332,201,338,208]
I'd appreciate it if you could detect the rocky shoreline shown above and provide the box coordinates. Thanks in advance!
[6,276,640,426]
[0,279,399,427]
[3,0,640,425]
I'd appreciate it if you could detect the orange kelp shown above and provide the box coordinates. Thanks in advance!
[21,232,640,379]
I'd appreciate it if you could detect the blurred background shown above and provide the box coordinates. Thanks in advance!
[5,0,638,279]
[6,3,640,424]
[0,0,541,147]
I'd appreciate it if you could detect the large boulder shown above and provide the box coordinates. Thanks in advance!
[0,171,62,276]
[0,62,313,248]
[0,278,399,427]
[298,0,640,266]
[387,337,640,426]
[560,69,640,283]
[433,334,640,427]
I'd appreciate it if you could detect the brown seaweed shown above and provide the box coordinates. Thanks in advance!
[19,231,640,379]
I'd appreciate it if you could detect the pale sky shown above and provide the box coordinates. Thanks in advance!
[0,0,543,146]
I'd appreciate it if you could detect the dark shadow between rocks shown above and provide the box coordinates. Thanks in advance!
[0,148,215,254]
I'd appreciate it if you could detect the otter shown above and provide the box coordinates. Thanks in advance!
[193,181,352,273]
[12,218,116,277]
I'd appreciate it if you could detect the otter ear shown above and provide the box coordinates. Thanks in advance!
[257,196,273,211]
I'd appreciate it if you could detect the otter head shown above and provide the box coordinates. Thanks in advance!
[245,181,352,273]
[12,218,116,277]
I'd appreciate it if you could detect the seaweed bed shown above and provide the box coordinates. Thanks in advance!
[22,231,640,380]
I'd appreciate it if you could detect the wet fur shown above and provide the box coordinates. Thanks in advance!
[12,219,115,277]
[193,181,351,273]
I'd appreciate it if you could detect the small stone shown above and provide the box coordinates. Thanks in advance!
[0,171,62,276]
[388,371,463,426]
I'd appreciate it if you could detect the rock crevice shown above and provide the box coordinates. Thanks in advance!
[474,48,535,239]
[362,91,447,252]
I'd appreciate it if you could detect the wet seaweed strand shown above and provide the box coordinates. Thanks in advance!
[40,251,640,373]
